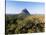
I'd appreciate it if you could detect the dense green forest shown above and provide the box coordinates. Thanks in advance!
[5,14,45,34]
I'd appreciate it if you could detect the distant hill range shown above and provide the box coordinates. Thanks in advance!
[21,8,30,15]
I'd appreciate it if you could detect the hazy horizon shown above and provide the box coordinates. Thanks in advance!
[6,0,44,14]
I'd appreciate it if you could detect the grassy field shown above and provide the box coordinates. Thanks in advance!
[5,14,45,34]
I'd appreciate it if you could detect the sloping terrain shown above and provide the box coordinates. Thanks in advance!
[5,14,45,34]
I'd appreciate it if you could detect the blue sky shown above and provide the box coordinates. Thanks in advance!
[6,0,44,14]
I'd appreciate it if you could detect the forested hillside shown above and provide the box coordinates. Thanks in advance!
[5,14,45,34]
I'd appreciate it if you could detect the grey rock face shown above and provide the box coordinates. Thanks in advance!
[21,8,30,15]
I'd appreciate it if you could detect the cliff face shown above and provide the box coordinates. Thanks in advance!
[21,8,30,15]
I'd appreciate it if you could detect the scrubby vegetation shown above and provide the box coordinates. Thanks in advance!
[5,14,45,34]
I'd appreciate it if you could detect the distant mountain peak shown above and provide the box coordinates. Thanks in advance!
[21,8,30,15]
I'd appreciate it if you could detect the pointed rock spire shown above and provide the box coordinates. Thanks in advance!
[21,8,30,15]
